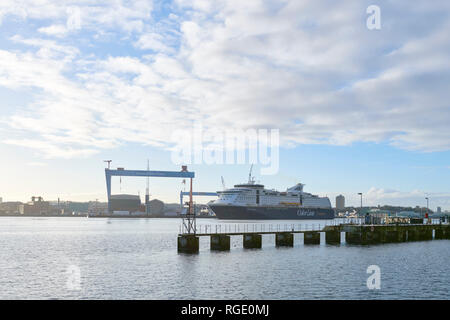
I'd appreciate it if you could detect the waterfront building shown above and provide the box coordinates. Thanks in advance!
[149,199,164,215]
[0,202,22,214]
[336,195,345,211]
[20,197,50,215]
[87,201,108,215]
[397,211,421,218]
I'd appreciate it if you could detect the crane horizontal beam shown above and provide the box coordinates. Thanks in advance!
[180,192,217,197]
[105,168,195,213]
[106,169,194,178]
[179,191,218,208]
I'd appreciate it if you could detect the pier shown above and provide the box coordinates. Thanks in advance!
[177,221,450,253]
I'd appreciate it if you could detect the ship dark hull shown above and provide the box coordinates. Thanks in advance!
[209,205,335,220]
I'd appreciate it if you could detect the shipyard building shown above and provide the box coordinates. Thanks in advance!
[109,194,141,213]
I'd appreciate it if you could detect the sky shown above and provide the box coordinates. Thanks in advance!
[0,0,449,210]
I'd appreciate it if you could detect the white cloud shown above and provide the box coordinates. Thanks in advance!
[4,138,98,159]
[27,161,48,167]
[135,33,175,53]
[38,24,68,37]
[364,187,450,209]
[66,6,81,31]
[0,0,153,33]
[1,0,450,158]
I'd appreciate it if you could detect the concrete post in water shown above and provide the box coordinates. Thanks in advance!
[325,230,341,245]
[210,234,231,251]
[275,233,294,247]
[304,231,320,245]
[177,235,199,253]
[243,234,262,249]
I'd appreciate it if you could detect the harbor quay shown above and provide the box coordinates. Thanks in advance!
[177,222,450,253]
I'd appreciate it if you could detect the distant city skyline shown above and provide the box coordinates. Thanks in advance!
[1,1,449,210]
[1,146,449,211]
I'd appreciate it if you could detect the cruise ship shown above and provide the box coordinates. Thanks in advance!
[208,175,334,220]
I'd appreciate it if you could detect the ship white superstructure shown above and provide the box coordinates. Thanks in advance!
[213,181,331,208]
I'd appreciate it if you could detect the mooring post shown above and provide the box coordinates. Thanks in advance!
[275,232,294,247]
[211,234,231,251]
[177,235,199,254]
[304,231,320,245]
[243,234,262,249]
[325,230,341,245]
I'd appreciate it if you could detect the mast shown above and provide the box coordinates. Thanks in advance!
[248,164,254,184]
[146,159,149,195]
[221,176,226,190]
[145,159,150,216]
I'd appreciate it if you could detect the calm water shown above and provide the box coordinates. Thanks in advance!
[0,217,449,300]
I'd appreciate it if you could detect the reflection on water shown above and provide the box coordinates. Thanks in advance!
[0,217,448,299]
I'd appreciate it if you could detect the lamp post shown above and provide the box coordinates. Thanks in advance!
[358,192,364,223]
[425,197,429,220]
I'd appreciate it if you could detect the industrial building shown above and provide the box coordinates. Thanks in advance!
[0,201,22,214]
[20,197,50,215]
[336,195,345,211]
[87,201,108,215]
[148,199,164,216]
[106,194,167,216]
[109,194,141,213]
